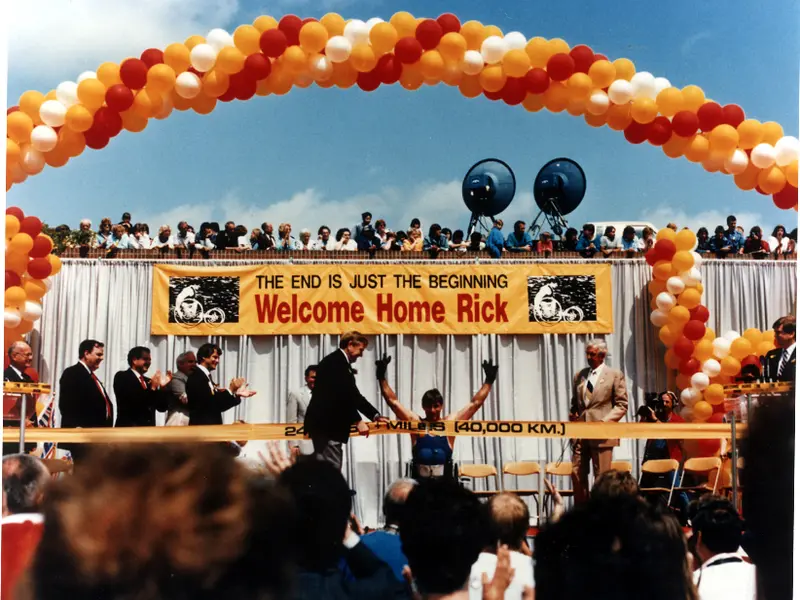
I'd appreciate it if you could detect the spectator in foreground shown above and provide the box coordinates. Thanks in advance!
[486,219,506,258]
[563,227,579,251]
[576,223,599,256]
[279,458,406,599]
[768,224,790,256]
[666,222,678,231]
[95,218,113,248]
[506,220,533,252]
[423,223,449,252]
[620,225,643,252]
[710,226,732,255]
[538,231,554,255]
[298,229,316,250]
[469,493,534,599]
[215,221,239,249]
[743,226,769,256]
[150,225,173,249]
[276,222,301,251]
[354,212,372,239]
[315,226,333,250]
[130,223,151,249]
[690,495,755,600]
[333,228,358,251]
[695,227,711,253]
[356,225,382,252]
[403,228,423,252]
[400,479,491,599]
[641,226,655,252]
[27,444,296,600]
[724,215,745,254]
[375,219,389,246]
[600,225,622,255]
[174,221,195,249]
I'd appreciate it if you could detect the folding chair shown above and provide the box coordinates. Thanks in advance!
[638,459,680,504]
[502,462,542,523]
[460,464,501,498]
[720,457,744,503]
[676,457,722,496]
[543,461,574,518]
[610,460,633,473]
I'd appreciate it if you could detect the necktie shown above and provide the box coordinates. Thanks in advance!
[777,350,790,378]
[139,375,147,390]
[92,373,112,419]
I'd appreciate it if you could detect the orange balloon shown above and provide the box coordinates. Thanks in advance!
[684,134,710,163]
[612,58,635,81]
[606,104,632,131]
[349,44,377,73]
[479,65,507,93]
[693,339,714,362]
[19,91,45,124]
[584,111,607,127]
[502,49,531,78]
[736,119,763,150]
[46,254,62,275]
[299,21,329,54]
[678,288,702,309]
[132,88,163,118]
[319,13,345,36]
[734,162,760,191]
[720,356,742,377]
[203,70,230,98]
[784,161,798,188]
[121,109,148,132]
[543,82,570,113]
[655,87,683,117]
[369,22,398,56]
[758,165,787,195]
[459,75,483,99]
[588,60,615,89]
[761,121,784,145]
[704,384,724,405]
[681,85,705,112]
[184,35,207,50]
[525,37,549,68]
[630,97,658,124]
[96,62,122,87]
[439,32,467,64]
[164,44,192,74]
[390,11,418,37]
[214,47,246,75]
[653,260,675,281]
[692,400,713,422]
[522,93,545,113]
[7,112,34,144]
[233,25,262,55]
[419,50,445,79]
[77,78,107,110]
[729,337,753,360]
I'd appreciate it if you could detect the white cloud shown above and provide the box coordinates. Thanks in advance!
[680,31,712,58]
[9,0,239,77]
[640,205,763,234]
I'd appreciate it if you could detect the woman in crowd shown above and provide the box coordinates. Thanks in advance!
[449,229,467,251]
[467,231,485,252]
[640,226,655,252]
[129,223,151,249]
[375,219,389,246]
[333,228,357,251]
[537,231,554,255]
[95,218,114,248]
[194,222,216,250]
[768,224,790,256]
[151,225,173,250]
[392,230,407,251]
[67,219,96,249]
[106,224,133,251]
[620,226,642,252]
[709,225,732,254]
[276,222,301,251]
[402,228,423,251]
[743,226,770,255]
[788,228,798,253]
[561,227,579,251]
[408,218,422,238]
[694,227,711,253]
[297,229,316,250]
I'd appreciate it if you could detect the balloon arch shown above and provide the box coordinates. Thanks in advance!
[4,12,796,424]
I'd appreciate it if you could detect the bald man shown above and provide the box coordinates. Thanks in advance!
[3,342,36,455]
[2,454,49,518]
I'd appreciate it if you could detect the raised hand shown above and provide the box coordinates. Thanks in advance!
[229,377,246,393]
[235,383,257,398]
[375,354,392,381]
[481,544,515,600]
[482,359,498,385]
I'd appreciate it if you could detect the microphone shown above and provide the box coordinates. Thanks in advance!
[759,355,769,383]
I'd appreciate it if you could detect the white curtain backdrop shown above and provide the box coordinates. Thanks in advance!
[30,258,797,523]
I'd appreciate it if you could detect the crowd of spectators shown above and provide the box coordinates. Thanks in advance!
[45,210,797,259]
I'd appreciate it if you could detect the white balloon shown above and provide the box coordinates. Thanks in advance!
[630,71,656,100]
[21,301,43,321]
[480,36,508,65]
[30,125,58,152]
[20,145,45,175]
[653,77,671,94]
[586,91,609,115]
[190,43,218,72]
[503,31,527,50]
[681,387,701,407]
[175,72,202,98]
[680,267,702,287]
[712,337,732,359]
[39,99,67,127]
[77,71,97,83]
[309,54,333,80]
[679,406,695,420]
[774,136,800,167]
[365,17,384,30]
[656,292,676,311]
[723,330,740,341]
[461,50,484,75]
[4,309,22,329]
[325,36,353,63]
[691,252,703,268]
[691,372,710,391]
[206,28,234,51]
[344,19,370,45]
[702,359,721,378]
[666,276,685,295]
[724,149,749,175]
[607,79,633,105]
[650,309,670,328]
[750,143,776,169]
[55,81,79,107]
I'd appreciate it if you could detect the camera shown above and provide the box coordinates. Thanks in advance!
[637,392,667,423]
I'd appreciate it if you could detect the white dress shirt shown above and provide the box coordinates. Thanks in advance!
[195,364,215,392]
[693,552,756,600]
[469,550,534,599]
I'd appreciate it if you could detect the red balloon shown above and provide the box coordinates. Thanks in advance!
[218,84,238,103]
[357,70,381,92]
[233,75,257,100]
[278,14,303,46]
[712,402,726,414]
[645,249,659,266]
[773,184,798,210]
[395,37,423,64]
[546,53,575,81]
[84,128,110,150]
[27,258,52,280]
[301,17,317,25]
[415,19,443,50]
[672,110,699,137]
[673,336,695,360]
[6,207,24,220]
[105,84,135,112]
[689,305,710,323]
[569,45,595,74]
[7,106,19,115]
[679,357,700,376]
[29,235,53,258]
[594,53,608,61]
[244,53,272,80]
[375,54,403,84]
[260,29,288,57]
[697,102,723,132]
[483,89,504,101]
[92,107,123,137]
[19,216,42,237]
[119,58,148,89]
[624,121,650,144]
[721,104,745,128]
[5,270,21,289]
[696,439,720,456]
[647,116,672,146]
[501,78,526,105]
[654,238,676,260]
[436,13,461,34]
[140,48,164,67]
[741,355,761,368]
[524,68,550,94]
[683,320,706,341]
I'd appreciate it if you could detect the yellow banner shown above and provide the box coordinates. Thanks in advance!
[151,263,613,335]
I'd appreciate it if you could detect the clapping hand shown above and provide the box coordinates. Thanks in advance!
[375,354,391,381]
[150,370,172,389]
[482,545,532,599]
[482,359,498,385]
[257,441,295,477]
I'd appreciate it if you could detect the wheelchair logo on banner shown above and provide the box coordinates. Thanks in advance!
[168,276,240,327]
[527,276,597,325]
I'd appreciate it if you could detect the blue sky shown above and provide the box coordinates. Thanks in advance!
[5,0,799,236]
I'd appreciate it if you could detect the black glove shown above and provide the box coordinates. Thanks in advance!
[376,354,391,381]
[482,359,498,385]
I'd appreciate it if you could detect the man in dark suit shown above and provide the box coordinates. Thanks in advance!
[186,343,255,425]
[58,339,113,462]
[3,341,37,455]
[304,331,388,470]
[765,315,796,382]
[113,346,172,427]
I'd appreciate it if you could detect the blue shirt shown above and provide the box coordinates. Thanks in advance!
[360,530,407,582]
[486,228,505,258]
[724,229,745,251]
[576,234,600,251]
[423,234,449,251]
[506,231,533,250]
[620,237,643,251]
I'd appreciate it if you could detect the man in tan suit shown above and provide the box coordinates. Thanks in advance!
[569,339,628,503]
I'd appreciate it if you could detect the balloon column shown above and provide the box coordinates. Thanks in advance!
[646,227,776,424]
[4,207,62,350]
[4,13,798,209]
